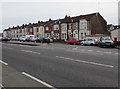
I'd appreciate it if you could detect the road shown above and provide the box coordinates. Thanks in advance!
[1,42,118,88]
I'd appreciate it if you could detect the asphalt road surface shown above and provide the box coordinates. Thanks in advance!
[1,42,118,88]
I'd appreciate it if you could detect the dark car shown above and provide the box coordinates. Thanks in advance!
[42,37,51,43]
[98,37,115,48]
[35,37,44,43]
[2,37,10,41]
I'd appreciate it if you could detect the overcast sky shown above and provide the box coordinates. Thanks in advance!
[0,0,119,32]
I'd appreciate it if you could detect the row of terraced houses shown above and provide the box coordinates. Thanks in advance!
[3,12,110,41]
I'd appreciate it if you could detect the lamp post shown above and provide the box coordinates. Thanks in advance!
[67,22,69,40]
[58,20,61,40]
[78,20,80,40]
[71,19,73,38]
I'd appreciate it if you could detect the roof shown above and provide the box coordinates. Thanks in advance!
[72,13,97,22]
[107,24,113,29]
[3,12,106,31]
[44,20,57,26]
[110,25,120,31]
[57,12,103,24]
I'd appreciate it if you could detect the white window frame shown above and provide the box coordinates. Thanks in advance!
[79,19,87,30]
[61,24,67,30]
[54,25,59,30]
[46,27,49,31]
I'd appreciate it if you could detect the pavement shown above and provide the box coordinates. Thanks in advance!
[2,64,47,88]
[1,42,119,87]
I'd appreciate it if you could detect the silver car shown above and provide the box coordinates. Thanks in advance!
[81,38,97,46]
[19,36,26,42]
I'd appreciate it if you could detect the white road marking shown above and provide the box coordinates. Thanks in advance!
[96,51,101,52]
[8,44,16,45]
[30,51,41,54]
[19,45,32,47]
[79,49,85,51]
[72,47,78,50]
[0,60,8,65]
[104,52,112,54]
[56,56,114,68]
[21,50,40,54]
[3,47,13,49]
[22,72,56,89]
[114,53,119,55]
[88,50,93,52]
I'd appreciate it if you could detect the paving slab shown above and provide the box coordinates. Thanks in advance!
[2,64,46,88]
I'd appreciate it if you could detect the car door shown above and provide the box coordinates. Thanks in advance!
[83,40,88,45]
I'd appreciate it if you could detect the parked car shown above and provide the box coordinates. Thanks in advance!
[25,37,31,42]
[11,37,19,41]
[1,37,10,41]
[65,38,81,45]
[19,36,27,42]
[35,37,44,43]
[29,37,37,42]
[81,38,97,46]
[42,37,53,43]
[25,35,35,42]
[98,37,115,48]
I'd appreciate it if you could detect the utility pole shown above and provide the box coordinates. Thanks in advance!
[67,23,69,40]
[78,20,80,40]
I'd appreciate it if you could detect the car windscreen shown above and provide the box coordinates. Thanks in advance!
[102,37,111,40]
[86,39,93,41]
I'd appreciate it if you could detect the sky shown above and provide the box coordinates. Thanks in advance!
[0,0,119,33]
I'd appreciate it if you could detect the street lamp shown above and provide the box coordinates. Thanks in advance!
[78,20,80,40]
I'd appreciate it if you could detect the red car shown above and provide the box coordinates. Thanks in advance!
[65,38,81,45]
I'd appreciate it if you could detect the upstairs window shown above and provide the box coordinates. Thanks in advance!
[46,27,49,31]
[61,24,67,30]
[79,19,87,30]
[54,25,59,30]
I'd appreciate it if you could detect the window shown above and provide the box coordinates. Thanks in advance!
[30,29,33,32]
[84,33,86,39]
[62,33,64,39]
[54,25,59,30]
[65,33,67,39]
[73,34,76,38]
[46,27,49,31]
[81,33,83,39]
[54,33,59,39]
[79,20,87,30]
[40,27,44,32]
[61,24,67,30]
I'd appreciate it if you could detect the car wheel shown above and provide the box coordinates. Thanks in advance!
[73,43,76,45]
[91,43,93,46]
[100,45,104,48]
[81,43,84,46]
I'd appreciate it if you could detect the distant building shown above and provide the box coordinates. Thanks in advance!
[110,25,120,42]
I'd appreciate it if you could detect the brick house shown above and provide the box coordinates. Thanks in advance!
[57,12,109,41]
[32,21,45,37]
[110,25,120,43]
[66,12,109,40]
[3,12,109,41]
[44,19,56,38]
